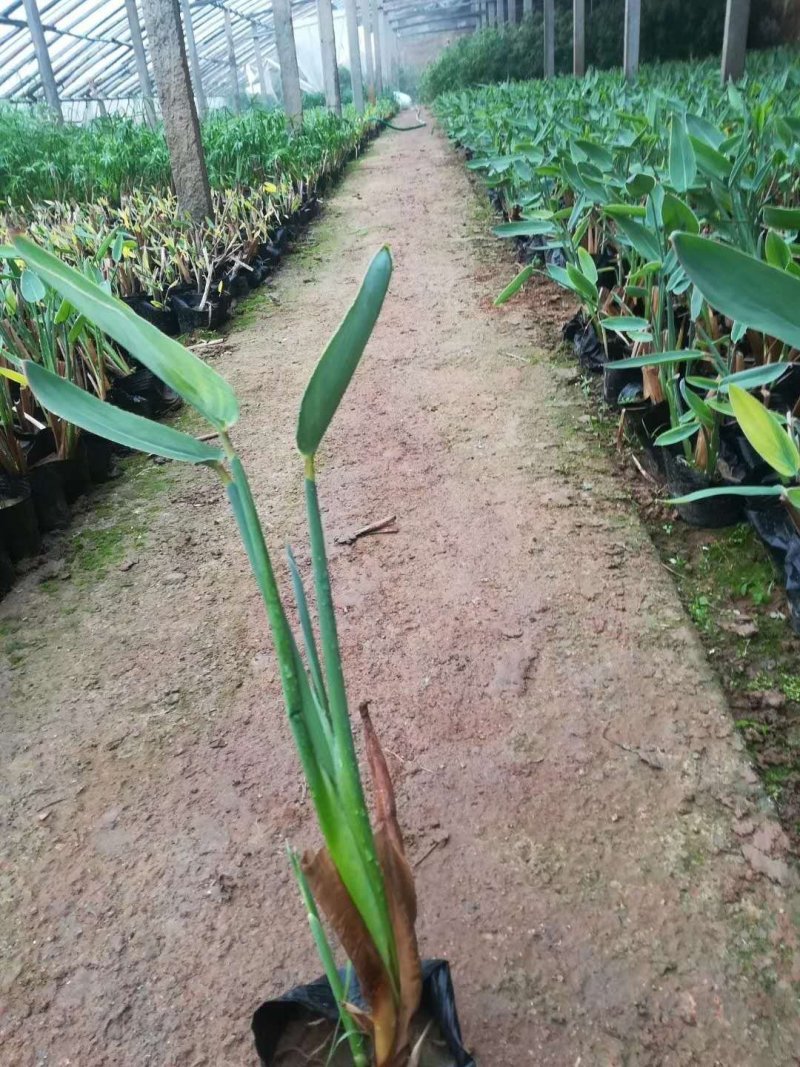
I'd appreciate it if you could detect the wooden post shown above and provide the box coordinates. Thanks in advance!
[317,0,342,114]
[21,0,63,121]
[361,0,376,101]
[123,0,157,127]
[543,0,555,77]
[272,0,303,125]
[252,31,276,102]
[344,0,365,112]
[721,0,751,83]
[180,0,207,118]
[140,0,212,223]
[380,11,393,87]
[370,0,383,95]
[523,0,533,18]
[623,0,641,80]
[573,0,585,76]
[224,10,242,111]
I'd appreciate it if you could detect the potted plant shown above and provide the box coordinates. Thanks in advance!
[11,235,475,1067]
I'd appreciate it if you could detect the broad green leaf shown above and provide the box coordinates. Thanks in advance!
[729,383,800,479]
[690,137,731,182]
[656,422,700,446]
[23,361,225,464]
[604,203,647,218]
[492,220,557,237]
[566,263,599,305]
[669,115,697,193]
[577,247,598,285]
[601,315,651,333]
[0,365,27,386]
[672,233,800,351]
[20,269,46,303]
[765,230,792,270]
[297,246,392,457]
[612,214,662,263]
[680,379,714,429]
[494,264,535,306]
[764,205,800,230]
[718,362,794,393]
[13,236,239,430]
[661,192,699,236]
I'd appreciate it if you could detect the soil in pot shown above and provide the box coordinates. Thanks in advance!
[28,459,70,532]
[253,960,474,1067]
[0,475,41,561]
[663,451,744,529]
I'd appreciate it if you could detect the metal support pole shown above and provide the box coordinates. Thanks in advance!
[252,30,276,102]
[344,0,365,112]
[317,0,342,114]
[224,10,242,111]
[21,0,62,121]
[380,10,392,87]
[140,0,212,223]
[361,0,376,102]
[523,0,533,17]
[573,0,585,76]
[370,0,383,95]
[721,0,750,83]
[543,0,554,77]
[180,0,207,118]
[272,0,303,125]
[623,0,641,80]
[508,0,517,25]
[123,0,157,127]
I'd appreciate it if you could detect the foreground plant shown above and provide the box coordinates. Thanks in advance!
[11,235,422,1065]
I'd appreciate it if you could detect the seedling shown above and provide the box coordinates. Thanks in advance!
[12,235,422,1066]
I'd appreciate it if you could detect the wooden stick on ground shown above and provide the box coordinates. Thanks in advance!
[335,514,398,546]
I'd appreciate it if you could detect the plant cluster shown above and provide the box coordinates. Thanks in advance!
[420,0,794,100]
[436,49,800,624]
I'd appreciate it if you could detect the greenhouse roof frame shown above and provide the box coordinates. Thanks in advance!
[0,0,476,105]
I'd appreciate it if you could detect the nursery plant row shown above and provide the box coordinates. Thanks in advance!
[436,49,800,631]
[0,102,394,595]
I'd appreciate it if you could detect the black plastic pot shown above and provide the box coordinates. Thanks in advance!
[745,501,800,633]
[0,475,41,561]
[225,272,251,299]
[170,290,232,333]
[0,543,14,597]
[109,365,182,420]
[123,295,180,336]
[28,459,70,532]
[603,359,642,407]
[59,448,91,504]
[83,433,115,483]
[766,363,800,414]
[253,959,474,1067]
[663,451,744,528]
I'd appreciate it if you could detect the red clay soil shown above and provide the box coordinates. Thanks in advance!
[2,120,800,1067]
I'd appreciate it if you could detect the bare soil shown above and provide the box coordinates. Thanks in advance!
[2,120,800,1067]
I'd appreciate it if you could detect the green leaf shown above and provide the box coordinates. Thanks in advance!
[494,264,535,306]
[764,205,800,230]
[13,236,238,431]
[566,263,599,305]
[577,247,598,285]
[680,378,714,429]
[668,115,697,193]
[668,485,786,505]
[492,219,557,237]
[20,269,46,303]
[601,315,651,333]
[23,362,225,464]
[297,246,392,457]
[612,214,662,263]
[612,350,707,369]
[718,362,794,393]
[661,192,699,236]
[655,422,700,446]
[689,137,731,182]
[765,230,792,270]
[672,233,800,351]
[729,383,800,478]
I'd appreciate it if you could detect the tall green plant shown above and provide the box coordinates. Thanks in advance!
[12,236,422,1066]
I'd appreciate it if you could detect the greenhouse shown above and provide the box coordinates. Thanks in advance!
[3,0,800,1063]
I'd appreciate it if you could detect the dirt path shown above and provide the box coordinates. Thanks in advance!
[3,121,800,1067]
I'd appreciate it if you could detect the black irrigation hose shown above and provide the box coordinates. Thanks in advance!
[379,109,427,131]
